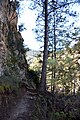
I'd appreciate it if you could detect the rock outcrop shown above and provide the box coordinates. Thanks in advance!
[0,0,28,81]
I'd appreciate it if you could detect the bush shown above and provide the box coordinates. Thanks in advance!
[0,75,19,93]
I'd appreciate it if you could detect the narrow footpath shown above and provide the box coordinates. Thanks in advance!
[6,91,36,120]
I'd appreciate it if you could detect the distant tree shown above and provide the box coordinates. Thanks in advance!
[18,0,80,93]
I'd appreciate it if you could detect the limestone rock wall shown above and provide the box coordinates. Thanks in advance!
[0,0,28,80]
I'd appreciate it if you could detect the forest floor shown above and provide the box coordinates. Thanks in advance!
[7,92,36,120]
[0,89,37,120]
[0,88,80,120]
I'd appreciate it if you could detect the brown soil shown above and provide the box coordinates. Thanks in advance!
[0,89,37,120]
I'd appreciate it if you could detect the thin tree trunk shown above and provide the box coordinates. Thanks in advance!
[73,79,76,95]
[39,0,48,92]
[53,10,56,92]
[51,41,54,92]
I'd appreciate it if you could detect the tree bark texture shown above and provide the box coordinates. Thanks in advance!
[39,0,48,92]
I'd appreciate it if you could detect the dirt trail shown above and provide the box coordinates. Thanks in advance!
[6,92,36,120]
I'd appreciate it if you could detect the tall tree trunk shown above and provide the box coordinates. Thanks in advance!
[53,10,56,92]
[39,0,48,92]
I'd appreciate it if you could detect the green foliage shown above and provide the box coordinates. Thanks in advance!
[53,111,67,120]
[0,75,19,92]
[28,69,40,89]
[48,58,57,66]
[66,57,73,64]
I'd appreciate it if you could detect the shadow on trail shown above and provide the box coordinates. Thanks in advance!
[7,91,36,120]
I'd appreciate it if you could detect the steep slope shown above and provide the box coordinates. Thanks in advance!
[0,0,28,82]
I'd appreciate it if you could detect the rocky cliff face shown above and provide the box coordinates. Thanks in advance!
[0,0,28,82]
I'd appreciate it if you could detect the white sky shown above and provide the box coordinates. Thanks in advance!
[18,1,42,50]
